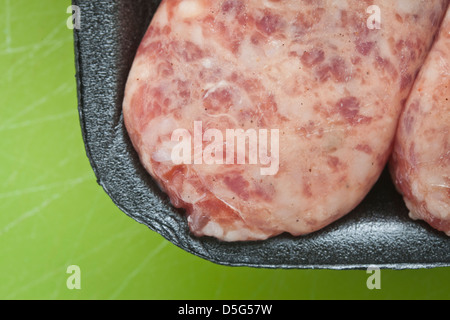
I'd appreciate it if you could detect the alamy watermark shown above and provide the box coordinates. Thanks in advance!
[171,121,280,176]
[366,266,381,290]
[66,265,81,290]
[66,4,381,31]
[367,5,382,30]
[67,5,81,30]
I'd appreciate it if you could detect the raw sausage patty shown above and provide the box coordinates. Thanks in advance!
[123,0,447,241]
[391,5,450,236]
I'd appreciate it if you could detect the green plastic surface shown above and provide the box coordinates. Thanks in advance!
[0,0,448,300]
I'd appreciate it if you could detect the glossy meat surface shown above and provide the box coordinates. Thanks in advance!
[391,5,450,236]
[124,0,447,241]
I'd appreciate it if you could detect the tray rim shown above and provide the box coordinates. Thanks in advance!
[72,0,450,270]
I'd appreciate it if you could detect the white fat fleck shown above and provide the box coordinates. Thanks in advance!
[288,43,303,56]
[321,129,345,151]
[280,58,300,75]
[439,56,450,76]
[224,228,268,242]
[190,24,205,47]
[410,180,424,202]
[132,57,154,82]
[223,230,247,242]
[262,0,280,9]
[152,141,178,163]
[154,2,169,26]
[238,38,263,69]
[420,58,441,86]
[201,58,213,68]
[157,117,178,136]
[350,152,373,184]
[408,210,420,221]
[203,80,230,98]
[151,150,171,163]
[265,40,284,57]
[143,117,178,147]
[396,0,421,15]
[330,0,348,10]
[377,39,393,59]
[202,221,225,238]
[177,0,204,19]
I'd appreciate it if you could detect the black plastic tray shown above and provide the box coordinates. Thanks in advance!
[73,0,450,270]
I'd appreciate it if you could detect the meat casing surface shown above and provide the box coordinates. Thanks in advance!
[391,5,450,236]
[123,0,448,241]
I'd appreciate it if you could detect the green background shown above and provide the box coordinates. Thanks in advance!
[0,0,448,300]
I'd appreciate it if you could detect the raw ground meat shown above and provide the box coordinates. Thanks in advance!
[123,0,448,241]
[391,5,450,236]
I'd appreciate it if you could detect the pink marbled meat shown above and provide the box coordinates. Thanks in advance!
[391,5,450,236]
[123,0,447,241]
